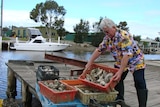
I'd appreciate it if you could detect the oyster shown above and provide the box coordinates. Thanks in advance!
[86,74,95,82]
[104,72,114,83]
[100,80,106,86]
[42,80,67,91]
[94,68,103,77]
[85,67,114,86]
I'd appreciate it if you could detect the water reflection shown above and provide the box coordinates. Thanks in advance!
[0,50,160,99]
[144,54,160,60]
[64,51,93,61]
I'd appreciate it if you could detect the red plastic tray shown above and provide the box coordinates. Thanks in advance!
[38,80,77,104]
[79,63,118,92]
[60,79,84,86]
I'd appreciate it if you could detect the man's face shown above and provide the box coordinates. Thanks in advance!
[103,26,116,38]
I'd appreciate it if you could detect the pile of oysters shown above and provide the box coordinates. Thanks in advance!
[79,87,101,93]
[43,80,67,91]
[85,67,114,86]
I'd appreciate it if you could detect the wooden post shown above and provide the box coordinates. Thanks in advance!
[22,81,32,107]
[6,68,17,98]
[0,36,2,51]
[8,42,10,50]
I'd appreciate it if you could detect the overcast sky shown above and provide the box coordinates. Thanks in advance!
[3,0,160,39]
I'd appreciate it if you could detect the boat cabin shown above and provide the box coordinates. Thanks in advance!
[27,28,42,39]
[27,28,46,43]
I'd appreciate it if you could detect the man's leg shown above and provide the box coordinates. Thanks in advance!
[133,69,148,107]
[114,70,130,107]
[115,70,128,100]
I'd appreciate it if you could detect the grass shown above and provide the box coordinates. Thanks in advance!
[2,37,11,40]
[18,38,28,41]
[2,37,28,41]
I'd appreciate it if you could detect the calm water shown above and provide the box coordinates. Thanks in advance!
[0,50,160,99]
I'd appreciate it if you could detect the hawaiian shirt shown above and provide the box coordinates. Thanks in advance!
[98,29,145,72]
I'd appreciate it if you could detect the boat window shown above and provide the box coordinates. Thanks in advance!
[33,40,43,43]
[31,35,37,39]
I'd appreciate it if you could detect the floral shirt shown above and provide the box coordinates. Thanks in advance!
[98,29,145,72]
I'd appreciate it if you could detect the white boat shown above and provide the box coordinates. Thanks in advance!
[10,28,70,51]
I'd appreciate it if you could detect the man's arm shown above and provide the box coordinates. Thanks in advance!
[85,48,102,69]
[79,48,102,78]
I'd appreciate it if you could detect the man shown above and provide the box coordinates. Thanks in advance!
[82,18,148,107]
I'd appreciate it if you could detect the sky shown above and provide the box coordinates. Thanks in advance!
[2,0,160,39]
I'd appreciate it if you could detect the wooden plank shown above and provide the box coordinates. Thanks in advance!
[45,53,87,67]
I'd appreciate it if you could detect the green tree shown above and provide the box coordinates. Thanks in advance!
[117,21,129,31]
[133,35,141,42]
[52,19,66,39]
[30,0,66,41]
[91,33,104,47]
[91,17,104,47]
[92,17,103,32]
[155,37,160,42]
[73,19,90,43]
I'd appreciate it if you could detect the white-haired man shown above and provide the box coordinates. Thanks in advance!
[82,18,148,107]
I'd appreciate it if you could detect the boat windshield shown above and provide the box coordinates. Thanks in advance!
[33,40,43,43]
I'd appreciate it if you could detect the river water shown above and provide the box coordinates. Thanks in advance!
[0,50,160,99]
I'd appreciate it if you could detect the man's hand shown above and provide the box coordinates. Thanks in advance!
[113,54,130,82]
[79,63,92,79]
[113,70,123,82]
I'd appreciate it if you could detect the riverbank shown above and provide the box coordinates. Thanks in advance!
[63,41,97,52]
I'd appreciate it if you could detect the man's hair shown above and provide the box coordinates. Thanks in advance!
[99,18,116,30]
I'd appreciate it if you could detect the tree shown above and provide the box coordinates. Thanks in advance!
[133,35,141,42]
[117,21,129,31]
[92,17,103,32]
[52,19,66,39]
[155,37,160,42]
[91,17,104,47]
[30,0,66,41]
[73,19,90,43]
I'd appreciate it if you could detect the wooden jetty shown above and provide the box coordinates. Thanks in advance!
[5,53,160,107]
[5,54,86,107]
